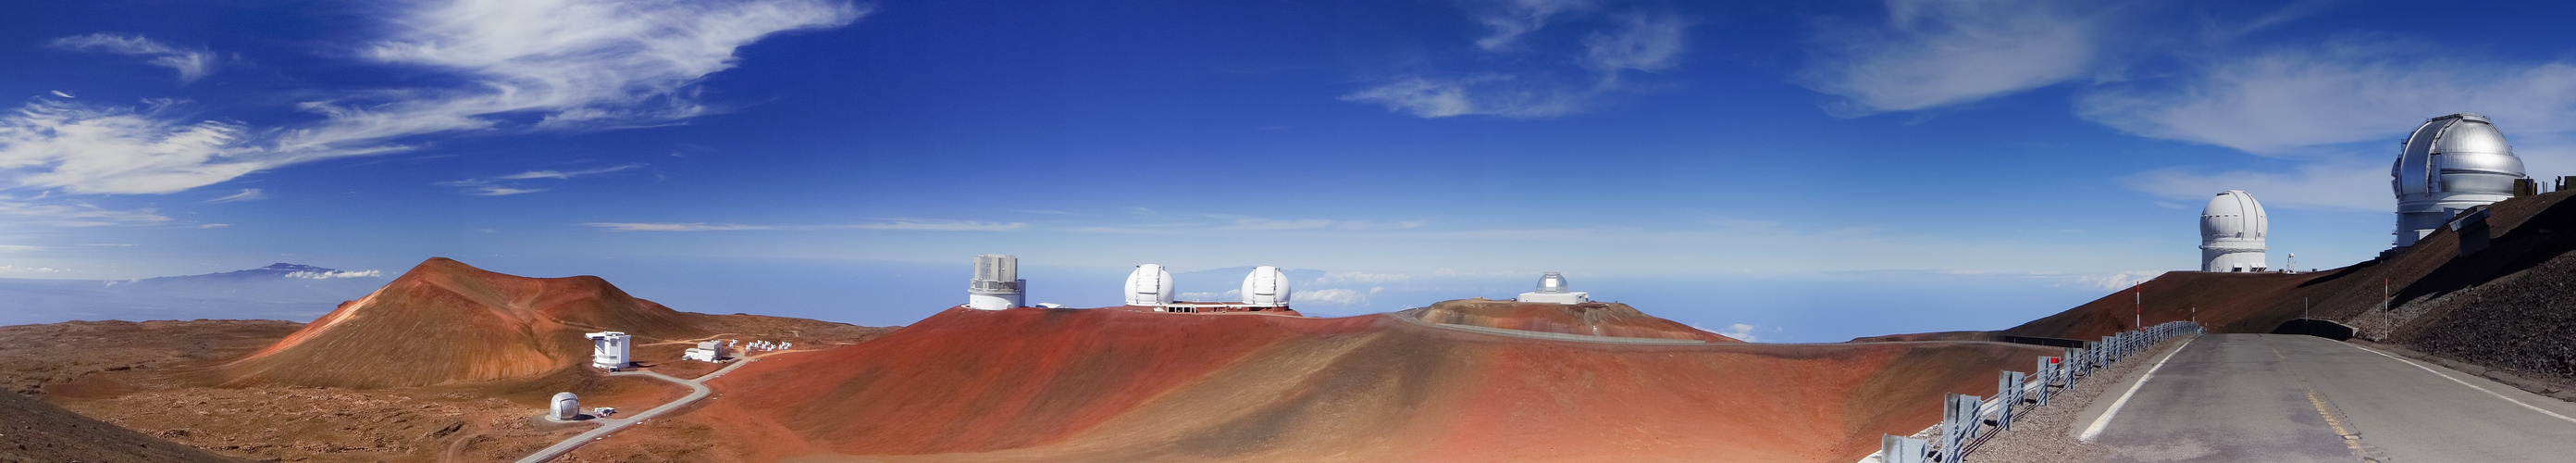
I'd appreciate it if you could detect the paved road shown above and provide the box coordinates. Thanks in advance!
[514,356,765,463]
[2078,333,2576,462]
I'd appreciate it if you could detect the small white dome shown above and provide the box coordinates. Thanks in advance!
[551,392,580,420]
[1240,266,1289,307]
[1123,264,1174,307]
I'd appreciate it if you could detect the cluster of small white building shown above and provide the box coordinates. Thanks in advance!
[2197,112,2541,273]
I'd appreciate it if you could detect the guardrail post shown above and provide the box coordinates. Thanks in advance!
[1883,434,1929,463]
[1997,370,2025,430]
[2034,356,2056,407]
[1942,393,1979,463]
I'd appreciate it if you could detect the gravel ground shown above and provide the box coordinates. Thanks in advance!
[1963,334,2194,463]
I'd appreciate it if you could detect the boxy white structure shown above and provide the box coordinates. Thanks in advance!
[682,340,727,363]
[968,254,1026,310]
[586,332,631,369]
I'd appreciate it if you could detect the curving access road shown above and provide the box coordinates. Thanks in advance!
[514,355,767,463]
[2077,333,2576,462]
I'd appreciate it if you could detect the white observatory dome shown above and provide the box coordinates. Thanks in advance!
[1517,271,1590,304]
[2199,190,2268,272]
[2394,112,2528,246]
[551,392,580,420]
[1240,266,1290,307]
[1124,264,1174,307]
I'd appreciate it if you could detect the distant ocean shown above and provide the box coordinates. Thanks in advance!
[0,257,2122,344]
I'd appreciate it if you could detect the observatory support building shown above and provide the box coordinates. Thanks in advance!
[2393,112,2529,246]
[2199,190,2268,272]
[968,254,1026,310]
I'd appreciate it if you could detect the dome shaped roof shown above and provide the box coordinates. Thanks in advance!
[2200,190,2267,244]
[1123,264,1173,307]
[1240,266,1289,307]
[2396,112,2526,197]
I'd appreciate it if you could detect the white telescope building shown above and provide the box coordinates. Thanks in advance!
[967,254,1026,310]
[2200,191,2268,272]
[586,332,630,369]
[1517,272,1591,304]
[2393,112,2529,246]
[550,392,581,420]
[1125,264,1294,312]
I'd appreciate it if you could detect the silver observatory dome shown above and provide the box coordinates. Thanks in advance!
[2393,112,2527,246]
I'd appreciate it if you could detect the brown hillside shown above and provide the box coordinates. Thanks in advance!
[684,306,2051,462]
[0,392,240,463]
[2004,190,2576,389]
[1396,298,1742,342]
[218,257,712,388]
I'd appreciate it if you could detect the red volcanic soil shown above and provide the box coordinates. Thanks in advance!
[687,306,2053,462]
[1395,298,1741,343]
[218,257,714,388]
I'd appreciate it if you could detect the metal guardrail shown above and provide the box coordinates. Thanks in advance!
[1864,321,2204,463]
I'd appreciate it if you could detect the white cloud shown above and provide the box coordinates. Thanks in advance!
[3,0,863,203]
[0,264,66,274]
[1344,3,1686,119]
[1179,289,1239,301]
[1294,287,1383,306]
[49,91,74,98]
[0,98,259,194]
[494,164,644,180]
[586,219,1026,232]
[285,269,383,279]
[1218,218,1335,231]
[206,188,265,203]
[50,33,219,83]
[0,195,172,227]
[2077,269,2161,291]
[2121,159,2390,210]
[0,245,48,252]
[1797,0,2100,114]
[281,0,867,154]
[1709,323,1759,342]
[1471,0,1599,51]
[441,163,643,195]
[2077,40,2576,154]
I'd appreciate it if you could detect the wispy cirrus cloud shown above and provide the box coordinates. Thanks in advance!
[1343,1,1687,119]
[2078,40,2576,155]
[0,194,172,227]
[440,163,643,195]
[206,188,265,203]
[587,219,1027,232]
[50,33,221,83]
[1,0,865,209]
[1797,0,2103,115]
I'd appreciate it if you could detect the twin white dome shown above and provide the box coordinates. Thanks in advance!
[2199,190,2268,272]
[1124,264,1291,307]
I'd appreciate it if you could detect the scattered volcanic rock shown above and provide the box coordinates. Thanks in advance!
[218,257,712,388]
[695,306,2050,462]
[0,391,240,463]
[1395,298,1741,342]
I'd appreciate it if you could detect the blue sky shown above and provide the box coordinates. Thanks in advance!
[5,0,2573,341]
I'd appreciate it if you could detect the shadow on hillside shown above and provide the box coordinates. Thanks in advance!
[2396,197,2576,307]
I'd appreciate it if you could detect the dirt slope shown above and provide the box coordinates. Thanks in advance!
[686,306,2051,462]
[0,392,240,463]
[1394,298,1742,342]
[218,257,713,388]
